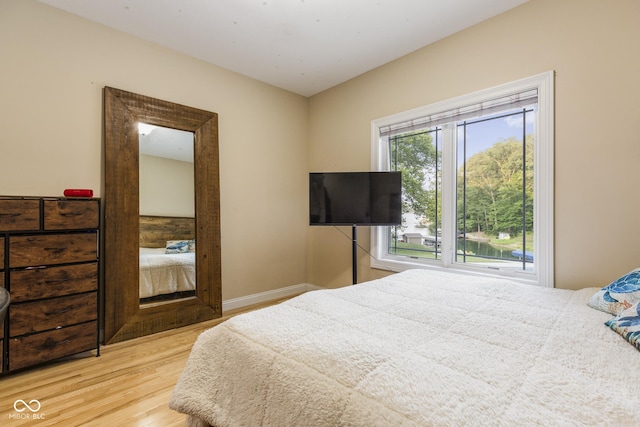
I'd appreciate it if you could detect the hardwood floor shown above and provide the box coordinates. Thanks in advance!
[0,299,284,426]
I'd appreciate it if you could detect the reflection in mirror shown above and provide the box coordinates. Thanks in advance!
[138,124,196,306]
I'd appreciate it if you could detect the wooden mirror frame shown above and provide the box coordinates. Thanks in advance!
[103,87,221,344]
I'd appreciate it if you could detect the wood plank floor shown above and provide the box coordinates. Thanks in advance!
[0,299,285,426]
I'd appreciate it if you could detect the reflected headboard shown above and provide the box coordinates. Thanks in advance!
[139,215,195,248]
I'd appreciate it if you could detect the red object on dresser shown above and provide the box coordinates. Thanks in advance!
[63,189,93,197]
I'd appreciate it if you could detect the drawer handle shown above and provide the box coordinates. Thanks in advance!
[44,338,70,348]
[61,212,82,217]
[45,246,68,252]
[0,212,21,217]
[44,279,71,285]
[47,307,71,316]
[45,278,71,284]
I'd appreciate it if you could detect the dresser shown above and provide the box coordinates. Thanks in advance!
[0,196,100,372]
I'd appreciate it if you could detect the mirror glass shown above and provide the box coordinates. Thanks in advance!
[138,123,196,306]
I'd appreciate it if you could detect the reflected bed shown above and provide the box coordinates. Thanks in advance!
[139,247,195,300]
[138,215,196,302]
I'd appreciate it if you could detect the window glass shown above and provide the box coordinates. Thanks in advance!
[388,128,442,260]
[455,108,534,270]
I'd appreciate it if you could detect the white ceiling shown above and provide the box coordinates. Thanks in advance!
[38,0,529,97]
[139,124,194,163]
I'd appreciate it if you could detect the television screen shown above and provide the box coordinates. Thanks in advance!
[309,172,402,226]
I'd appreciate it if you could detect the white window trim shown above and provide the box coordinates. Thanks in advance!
[370,71,554,287]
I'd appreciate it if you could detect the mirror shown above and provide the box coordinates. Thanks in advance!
[103,87,221,344]
[139,124,196,305]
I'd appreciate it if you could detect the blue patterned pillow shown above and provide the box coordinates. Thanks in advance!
[165,240,189,254]
[605,302,640,351]
[588,268,640,315]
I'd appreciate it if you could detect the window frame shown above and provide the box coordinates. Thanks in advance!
[370,71,554,287]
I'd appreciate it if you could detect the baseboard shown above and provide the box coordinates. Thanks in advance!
[222,283,324,312]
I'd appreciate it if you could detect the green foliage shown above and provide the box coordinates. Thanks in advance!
[391,129,533,239]
[390,130,441,233]
[457,135,534,236]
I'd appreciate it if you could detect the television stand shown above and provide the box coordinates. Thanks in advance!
[352,224,357,285]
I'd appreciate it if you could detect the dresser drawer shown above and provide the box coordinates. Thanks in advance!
[10,292,97,337]
[9,321,97,371]
[0,237,4,266]
[9,232,97,268]
[0,199,40,232]
[10,263,98,303]
[44,199,99,230]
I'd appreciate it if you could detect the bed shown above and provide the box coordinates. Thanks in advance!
[139,215,196,301]
[139,247,195,299]
[169,269,640,426]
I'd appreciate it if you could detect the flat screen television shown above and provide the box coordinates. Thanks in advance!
[309,172,402,226]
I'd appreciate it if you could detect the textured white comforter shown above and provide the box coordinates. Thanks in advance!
[170,269,640,426]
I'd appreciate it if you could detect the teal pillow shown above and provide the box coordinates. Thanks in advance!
[588,268,640,315]
[605,302,640,351]
[165,240,189,254]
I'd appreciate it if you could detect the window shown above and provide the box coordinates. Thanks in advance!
[371,72,554,287]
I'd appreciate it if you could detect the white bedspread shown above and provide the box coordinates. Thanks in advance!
[170,269,640,426]
[139,248,195,299]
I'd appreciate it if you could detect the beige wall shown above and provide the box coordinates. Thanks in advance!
[139,155,194,218]
[308,0,640,290]
[0,0,309,300]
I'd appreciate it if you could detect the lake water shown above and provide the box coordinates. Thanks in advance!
[457,238,527,261]
[401,214,532,262]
